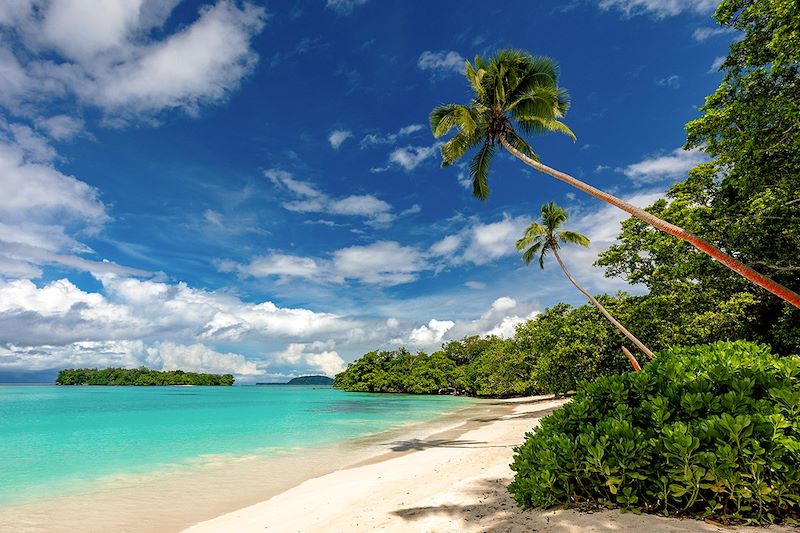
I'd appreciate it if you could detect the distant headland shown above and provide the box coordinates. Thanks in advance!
[256,375,334,386]
[55,368,235,386]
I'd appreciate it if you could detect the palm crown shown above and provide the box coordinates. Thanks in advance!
[429,50,575,200]
[516,202,589,269]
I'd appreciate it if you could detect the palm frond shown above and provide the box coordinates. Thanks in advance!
[507,86,561,116]
[465,61,486,98]
[516,116,576,141]
[559,230,590,247]
[541,202,567,231]
[521,241,543,265]
[440,130,482,166]
[538,246,550,269]
[515,222,545,251]
[430,104,476,138]
[469,142,494,200]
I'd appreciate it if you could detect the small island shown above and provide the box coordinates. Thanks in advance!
[287,375,333,385]
[55,367,235,386]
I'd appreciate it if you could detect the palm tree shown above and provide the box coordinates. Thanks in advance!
[429,49,800,309]
[516,202,653,368]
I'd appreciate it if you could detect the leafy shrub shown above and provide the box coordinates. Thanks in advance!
[509,341,800,524]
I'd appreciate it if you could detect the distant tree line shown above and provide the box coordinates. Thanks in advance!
[334,285,794,397]
[55,367,235,386]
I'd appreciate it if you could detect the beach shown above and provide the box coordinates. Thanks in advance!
[184,396,795,533]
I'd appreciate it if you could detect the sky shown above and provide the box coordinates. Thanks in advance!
[0,0,735,382]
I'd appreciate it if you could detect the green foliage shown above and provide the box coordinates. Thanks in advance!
[335,287,779,397]
[55,367,235,386]
[596,0,800,354]
[333,339,535,397]
[509,341,800,524]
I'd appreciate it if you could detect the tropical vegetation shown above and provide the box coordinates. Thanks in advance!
[429,47,800,309]
[55,367,235,386]
[517,202,651,368]
[509,341,800,524]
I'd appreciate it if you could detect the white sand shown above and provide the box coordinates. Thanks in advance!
[184,397,793,533]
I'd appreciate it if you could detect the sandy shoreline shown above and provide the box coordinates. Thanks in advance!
[184,396,796,533]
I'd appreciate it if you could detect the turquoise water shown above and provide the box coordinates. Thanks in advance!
[0,385,472,506]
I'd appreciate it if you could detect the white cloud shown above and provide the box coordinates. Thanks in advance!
[692,26,735,41]
[598,0,719,18]
[399,297,540,352]
[656,74,681,89]
[409,319,455,347]
[326,0,369,14]
[225,241,430,286]
[620,147,708,184]
[34,115,85,141]
[708,56,725,73]
[389,144,438,171]
[417,50,465,76]
[459,214,528,266]
[275,341,345,376]
[204,209,224,227]
[465,281,486,290]
[332,241,428,285]
[430,235,462,256]
[146,341,259,375]
[0,129,142,278]
[328,129,352,149]
[0,339,260,376]
[0,275,352,348]
[219,252,322,281]
[329,195,390,216]
[0,0,267,119]
[360,123,424,148]
[266,168,395,225]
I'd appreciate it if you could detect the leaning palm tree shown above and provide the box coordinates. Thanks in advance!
[430,49,800,309]
[517,202,653,368]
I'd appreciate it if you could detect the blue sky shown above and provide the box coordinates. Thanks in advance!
[0,0,733,381]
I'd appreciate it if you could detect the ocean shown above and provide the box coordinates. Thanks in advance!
[0,385,474,510]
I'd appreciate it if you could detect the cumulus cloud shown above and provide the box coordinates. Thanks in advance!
[598,0,719,18]
[619,147,708,184]
[399,297,540,352]
[454,214,529,266]
[388,144,439,171]
[266,168,396,225]
[328,129,352,149]
[0,0,267,120]
[146,342,260,375]
[34,114,85,141]
[0,339,260,375]
[0,127,143,278]
[409,319,455,347]
[417,50,466,77]
[274,341,345,376]
[0,275,352,347]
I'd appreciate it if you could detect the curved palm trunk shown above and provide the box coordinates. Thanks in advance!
[551,246,655,362]
[621,346,642,371]
[499,135,800,310]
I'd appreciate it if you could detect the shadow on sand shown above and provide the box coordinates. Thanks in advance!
[390,477,732,533]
